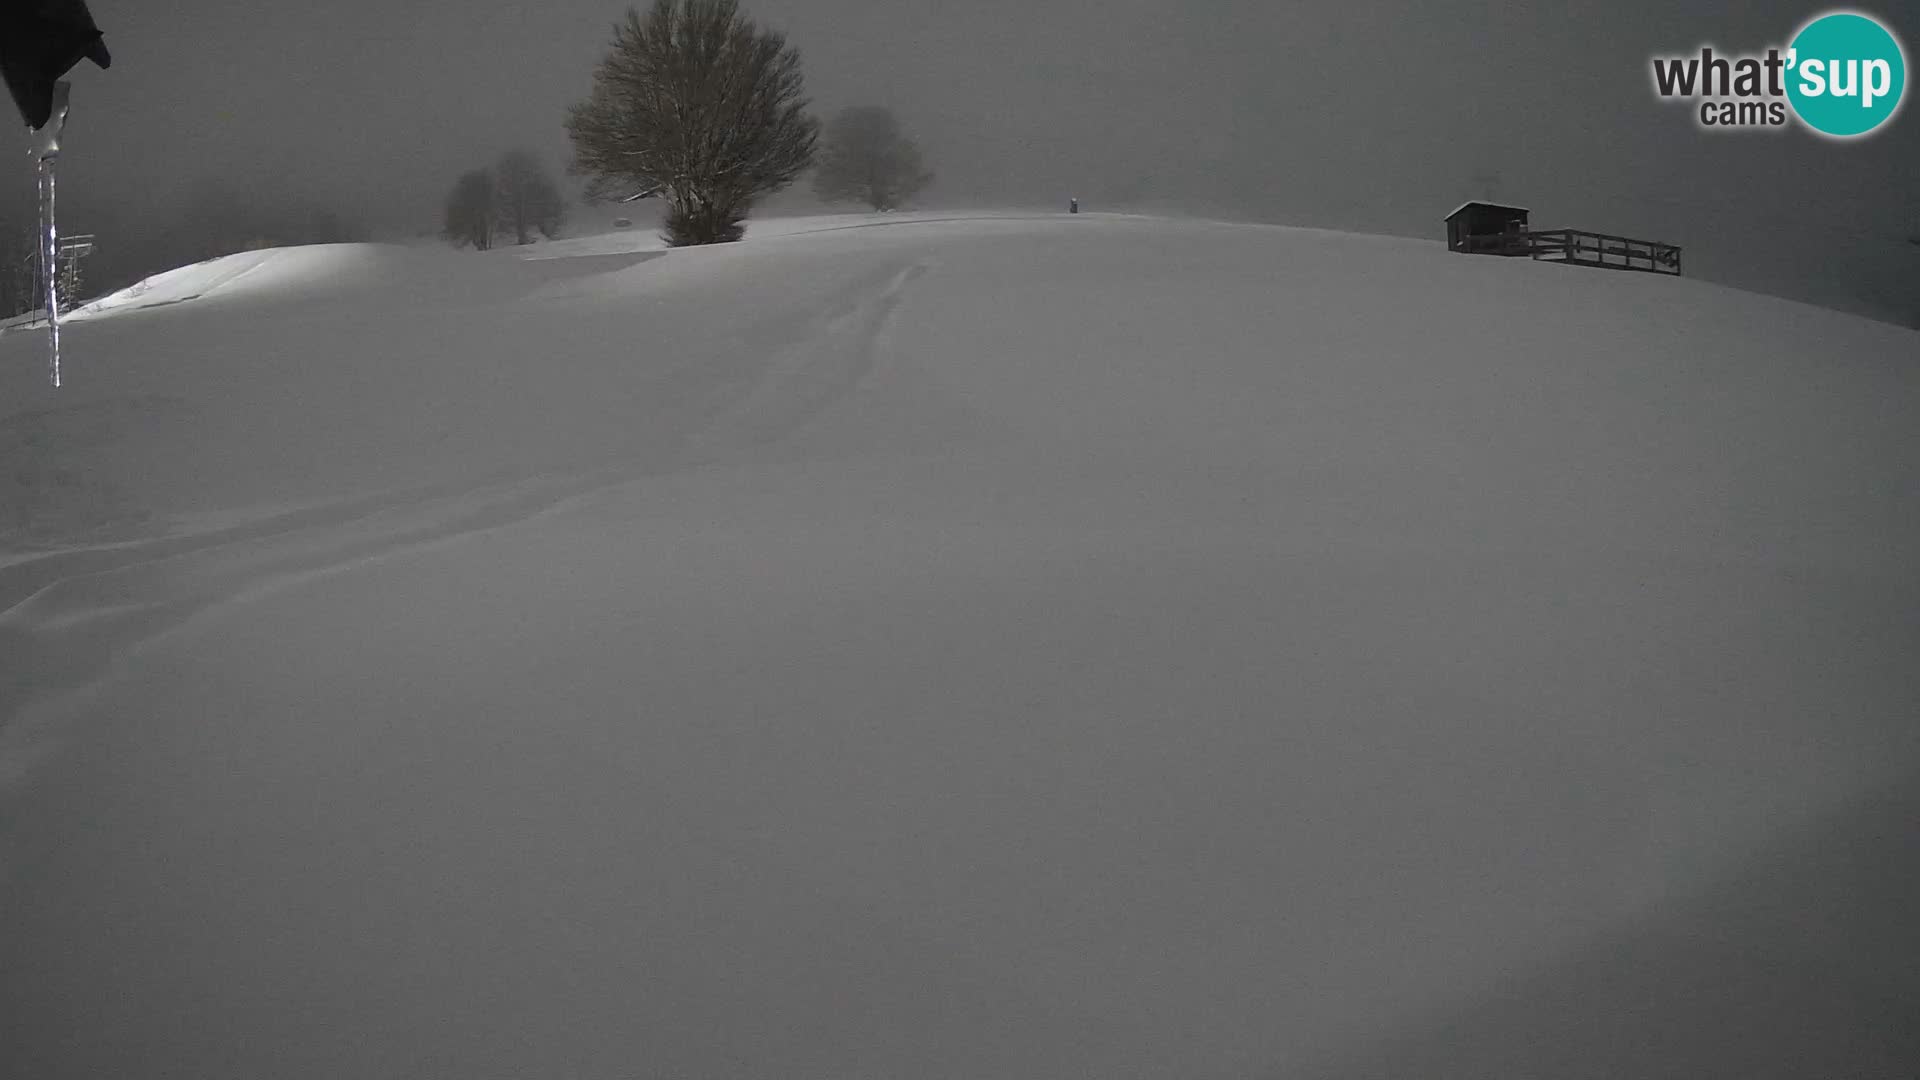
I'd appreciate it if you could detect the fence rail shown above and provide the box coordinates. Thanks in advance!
[1456,229,1683,276]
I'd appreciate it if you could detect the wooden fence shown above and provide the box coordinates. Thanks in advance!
[1456,229,1682,276]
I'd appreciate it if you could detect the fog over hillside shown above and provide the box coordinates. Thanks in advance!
[8,1,1917,323]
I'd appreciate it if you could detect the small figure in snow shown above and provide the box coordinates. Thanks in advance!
[1069,197,1079,214]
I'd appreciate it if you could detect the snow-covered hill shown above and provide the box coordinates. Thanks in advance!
[2,212,1917,1079]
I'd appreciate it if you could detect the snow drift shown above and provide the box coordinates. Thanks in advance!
[2,212,1917,1079]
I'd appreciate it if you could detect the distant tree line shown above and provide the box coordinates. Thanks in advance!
[442,150,566,250]
[165,183,361,266]
[9,0,948,310]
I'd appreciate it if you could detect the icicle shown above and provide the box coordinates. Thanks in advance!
[30,80,73,388]
[39,157,60,388]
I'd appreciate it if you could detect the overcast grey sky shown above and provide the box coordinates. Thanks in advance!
[25,0,1920,321]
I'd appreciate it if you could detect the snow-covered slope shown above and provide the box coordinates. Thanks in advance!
[2,212,1917,1080]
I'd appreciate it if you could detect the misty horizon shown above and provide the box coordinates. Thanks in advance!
[4,0,1915,324]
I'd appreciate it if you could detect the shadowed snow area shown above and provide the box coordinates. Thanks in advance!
[2,212,1917,1079]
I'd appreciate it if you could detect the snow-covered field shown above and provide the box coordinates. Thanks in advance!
[2,211,1917,1079]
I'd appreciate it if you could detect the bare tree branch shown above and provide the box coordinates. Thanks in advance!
[565,0,817,246]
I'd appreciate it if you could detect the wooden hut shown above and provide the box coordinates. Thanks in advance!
[1445,201,1531,255]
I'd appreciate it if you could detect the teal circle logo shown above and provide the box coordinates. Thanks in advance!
[1787,11,1907,137]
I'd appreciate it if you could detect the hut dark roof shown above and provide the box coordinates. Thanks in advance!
[1444,200,1530,222]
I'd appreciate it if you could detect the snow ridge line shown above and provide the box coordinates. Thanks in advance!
[72,249,283,318]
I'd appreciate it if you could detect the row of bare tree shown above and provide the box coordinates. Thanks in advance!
[442,150,568,250]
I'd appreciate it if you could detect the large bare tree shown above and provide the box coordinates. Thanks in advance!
[813,106,933,212]
[565,0,818,246]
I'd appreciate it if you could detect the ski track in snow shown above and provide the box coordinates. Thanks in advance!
[0,250,941,739]
[691,257,936,454]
